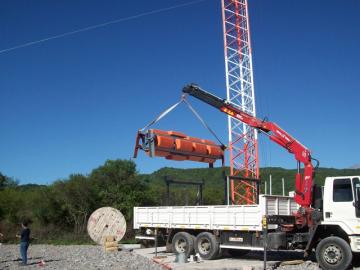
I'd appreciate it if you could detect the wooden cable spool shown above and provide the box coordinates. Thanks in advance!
[87,207,127,246]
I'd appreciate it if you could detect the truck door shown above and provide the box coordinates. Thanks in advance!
[325,178,355,222]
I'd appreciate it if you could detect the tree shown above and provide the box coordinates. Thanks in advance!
[0,172,18,189]
[52,174,97,234]
[0,188,25,223]
[90,159,154,221]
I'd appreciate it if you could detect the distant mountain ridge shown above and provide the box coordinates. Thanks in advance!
[350,164,360,169]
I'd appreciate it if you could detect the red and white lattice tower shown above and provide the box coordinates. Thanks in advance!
[221,0,259,205]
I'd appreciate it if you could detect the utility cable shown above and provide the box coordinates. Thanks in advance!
[140,99,184,131]
[0,0,207,55]
[183,99,225,147]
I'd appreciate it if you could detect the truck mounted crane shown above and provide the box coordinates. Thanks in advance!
[133,85,360,269]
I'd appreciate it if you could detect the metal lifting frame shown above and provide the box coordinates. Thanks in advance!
[222,0,259,205]
[164,176,204,206]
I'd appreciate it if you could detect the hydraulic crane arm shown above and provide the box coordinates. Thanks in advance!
[183,84,316,208]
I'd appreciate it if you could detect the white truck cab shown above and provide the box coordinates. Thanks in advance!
[322,176,360,252]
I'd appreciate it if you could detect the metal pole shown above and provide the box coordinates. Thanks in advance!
[166,179,170,205]
[269,174,272,195]
[227,176,229,205]
[154,228,158,257]
[262,216,267,270]
[265,180,267,195]
[282,178,285,196]
[223,171,227,205]
[196,185,200,205]
[256,179,260,204]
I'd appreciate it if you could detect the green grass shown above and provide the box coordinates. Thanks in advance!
[119,239,138,244]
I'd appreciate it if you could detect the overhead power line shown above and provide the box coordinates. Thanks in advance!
[0,0,207,55]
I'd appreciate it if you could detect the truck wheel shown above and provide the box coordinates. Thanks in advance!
[195,232,220,260]
[316,236,352,270]
[172,232,194,257]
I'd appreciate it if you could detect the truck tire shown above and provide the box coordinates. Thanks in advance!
[195,232,220,260]
[172,232,194,257]
[316,236,352,270]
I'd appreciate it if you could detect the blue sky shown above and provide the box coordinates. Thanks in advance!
[0,0,359,184]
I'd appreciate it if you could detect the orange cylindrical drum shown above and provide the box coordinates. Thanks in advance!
[185,136,203,143]
[206,145,223,156]
[151,129,171,136]
[168,131,186,138]
[175,139,193,153]
[192,142,207,155]
[201,139,216,145]
[139,129,223,165]
[155,135,174,149]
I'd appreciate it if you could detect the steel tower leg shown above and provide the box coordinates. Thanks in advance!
[221,0,259,205]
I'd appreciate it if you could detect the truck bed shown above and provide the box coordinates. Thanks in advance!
[134,195,298,231]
